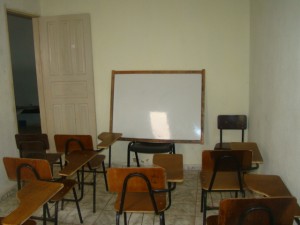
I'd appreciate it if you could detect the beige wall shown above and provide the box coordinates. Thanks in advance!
[40,0,250,167]
[250,0,300,200]
[0,0,40,196]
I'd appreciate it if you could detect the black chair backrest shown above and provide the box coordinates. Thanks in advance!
[15,134,49,159]
[218,115,247,145]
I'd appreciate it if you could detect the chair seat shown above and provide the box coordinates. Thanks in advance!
[50,179,77,202]
[87,154,105,169]
[46,152,63,163]
[214,143,231,150]
[206,215,218,225]
[129,142,173,153]
[114,192,167,213]
[200,171,244,191]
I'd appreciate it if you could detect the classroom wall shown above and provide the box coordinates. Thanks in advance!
[0,0,40,197]
[249,0,300,200]
[39,0,250,167]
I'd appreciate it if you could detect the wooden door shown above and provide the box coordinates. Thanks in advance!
[33,14,97,150]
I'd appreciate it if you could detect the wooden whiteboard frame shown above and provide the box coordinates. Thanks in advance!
[109,70,205,144]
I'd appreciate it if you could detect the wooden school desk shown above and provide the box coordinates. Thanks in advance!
[244,173,300,224]
[153,153,183,183]
[229,142,263,164]
[2,180,63,225]
[97,132,122,167]
[59,150,98,201]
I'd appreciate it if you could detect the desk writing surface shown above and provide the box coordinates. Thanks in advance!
[229,142,263,164]
[59,151,97,176]
[97,132,122,149]
[244,174,300,218]
[2,180,63,225]
[153,154,183,182]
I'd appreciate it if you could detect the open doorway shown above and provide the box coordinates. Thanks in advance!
[7,12,41,134]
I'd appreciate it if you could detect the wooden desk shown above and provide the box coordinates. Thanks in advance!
[59,150,98,177]
[153,154,183,183]
[244,174,300,223]
[2,180,63,225]
[97,132,122,167]
[229,142,263,164]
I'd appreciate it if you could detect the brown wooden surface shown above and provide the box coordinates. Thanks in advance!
[107,167,167,213]
[3,157,53,180]
[54,134,94,153]
[107,167,166,192]
[201,150,252,171]
[207,197,296,225]
[2,181,63,225]
[59,151,98,176]
[97,132,122,149]
[152,154,183,182]
[229,142,263,164]
[244,174,300,218]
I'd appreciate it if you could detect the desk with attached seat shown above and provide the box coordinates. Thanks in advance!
[2,180,63,225]
[244,173,300,224]
[97,132,122,167]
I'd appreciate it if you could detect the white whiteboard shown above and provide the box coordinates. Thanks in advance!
[110,70,205,143]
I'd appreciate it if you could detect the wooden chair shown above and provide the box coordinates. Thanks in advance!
[206,197,296,225]
[3,157,83,225]
[0,217,36,225]
[200,150,252,225]
[107,167,170,225]
[54,134,107,212]
[214,115,247,149]
[15,133,63,174]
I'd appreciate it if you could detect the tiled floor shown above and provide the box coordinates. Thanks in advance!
[0,168,251,225]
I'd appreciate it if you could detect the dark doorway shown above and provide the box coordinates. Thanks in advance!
[7,12,41,133]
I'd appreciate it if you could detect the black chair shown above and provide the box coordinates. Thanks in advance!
[127,141,175,167]
[206,197,296,225]
[15,133,63,174]
[214,115,247,149]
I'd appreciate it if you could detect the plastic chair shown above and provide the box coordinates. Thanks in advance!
[15,133,63,174]
[54,134,107,212]
[200,150,252,225]
[214,115,247,149]
[107,167,170,225]
[3,157,83,225]
[206,197,296,225]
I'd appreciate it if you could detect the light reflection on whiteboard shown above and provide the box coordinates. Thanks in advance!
[150,112,171,139]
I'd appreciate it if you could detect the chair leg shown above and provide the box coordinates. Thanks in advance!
[159,212,165,225]
[127,149,131,167]
[43,204,47,225]
[72,187,83,223]
[101,161,108,191]
[202,191,207,225]
[116,213,120,225]
[93,170,96,213]
[54,201,59,225]
[135,152,140,167]
[124,212,127,225]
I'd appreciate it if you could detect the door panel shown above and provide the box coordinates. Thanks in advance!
[33,14,97,150]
